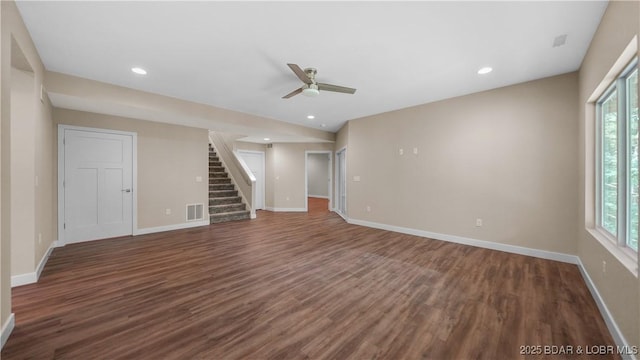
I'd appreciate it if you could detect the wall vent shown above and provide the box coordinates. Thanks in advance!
[186,203,204,221]
[266,144,273,148]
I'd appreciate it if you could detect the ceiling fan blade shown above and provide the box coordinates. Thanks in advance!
[318,83,357,94]
[282,87,303,99]
[287,63,312,85]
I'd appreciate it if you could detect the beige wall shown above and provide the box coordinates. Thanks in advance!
[335,122,349,152]
[0,0,8,332]
[55,109,209,230]
[45,71,335,144]
[235,141,266,153]
[345,72,579,254]
[578,0,639,347]
[265,143,334,210]
[1,0,54,331]
[10,68,36,275]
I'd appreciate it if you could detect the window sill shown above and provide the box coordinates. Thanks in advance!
[587,228,639,277]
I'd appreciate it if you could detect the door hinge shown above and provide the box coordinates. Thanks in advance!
[63,223,66,229]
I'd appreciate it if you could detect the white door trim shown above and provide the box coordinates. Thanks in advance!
[335,147,347,218]
[57,125,138,245]
[305,150,333,212]
[236,150,265,210]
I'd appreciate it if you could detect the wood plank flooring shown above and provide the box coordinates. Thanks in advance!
[307,197,329,213]
[2,205,616,359]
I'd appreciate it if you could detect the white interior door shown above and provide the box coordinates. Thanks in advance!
[238,151,265,210]
[63,128,134,243]
[336,149,346,216]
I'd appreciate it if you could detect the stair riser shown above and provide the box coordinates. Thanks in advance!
[210,197,242,205]
[210,172,228,178]
[209,184,235,191]
[210,190,238,197]
[210,212,250,223]
[209,161,222,167]
[210,166,225,172]
[209,178,231,184]
[209,204,246,214]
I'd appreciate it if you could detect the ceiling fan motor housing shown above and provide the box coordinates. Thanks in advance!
[304,68,317,80]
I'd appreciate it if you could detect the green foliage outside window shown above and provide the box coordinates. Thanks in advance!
[627,69,638,251]
[602,91,617,236]
[599,65,638,254]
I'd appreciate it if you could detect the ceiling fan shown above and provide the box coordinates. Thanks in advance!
[282,63,357,99]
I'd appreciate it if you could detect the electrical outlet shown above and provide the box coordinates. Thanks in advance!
[195,176,203,182]
[366,206,371,212]
[165,208,171,215]
[399,148,404,156]
[413,147,418,155]
[286,196,290,201]
[476,218,483,227]
[353,176,361,182]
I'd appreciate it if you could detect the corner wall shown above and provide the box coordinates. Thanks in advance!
[578,0,639,347]
[1,0,55,341]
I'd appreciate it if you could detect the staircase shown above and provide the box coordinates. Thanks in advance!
[209,145,250,224]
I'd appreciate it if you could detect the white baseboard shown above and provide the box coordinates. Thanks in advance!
[11,240,58,287]
[134,219,210,236]
[1,313,15,350]
[265,207,307,212]
[333,209,348,221]
[308,195,329,199]
[348,218,579,264]
[576,259,635,360]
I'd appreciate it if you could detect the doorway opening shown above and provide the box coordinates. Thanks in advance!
[305,151,332,213]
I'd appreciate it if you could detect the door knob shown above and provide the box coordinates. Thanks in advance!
[122,189,131,193]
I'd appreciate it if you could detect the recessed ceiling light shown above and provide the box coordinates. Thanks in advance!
[307,115,315,120]
[320,124,327,128]
[131,67,147,75]
[477,67,493,75]
[263,137,271,141]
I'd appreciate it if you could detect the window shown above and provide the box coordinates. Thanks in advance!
[597,58,638,256]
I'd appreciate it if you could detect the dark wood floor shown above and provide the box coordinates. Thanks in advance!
[2,202,616,359]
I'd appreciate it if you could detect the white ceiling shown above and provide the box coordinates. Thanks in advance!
[17,1,607,137]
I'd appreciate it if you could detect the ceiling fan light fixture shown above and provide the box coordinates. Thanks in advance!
[302,84,320,97]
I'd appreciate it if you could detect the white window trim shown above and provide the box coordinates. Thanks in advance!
[587,228,638,276]
[588,36,638,277]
